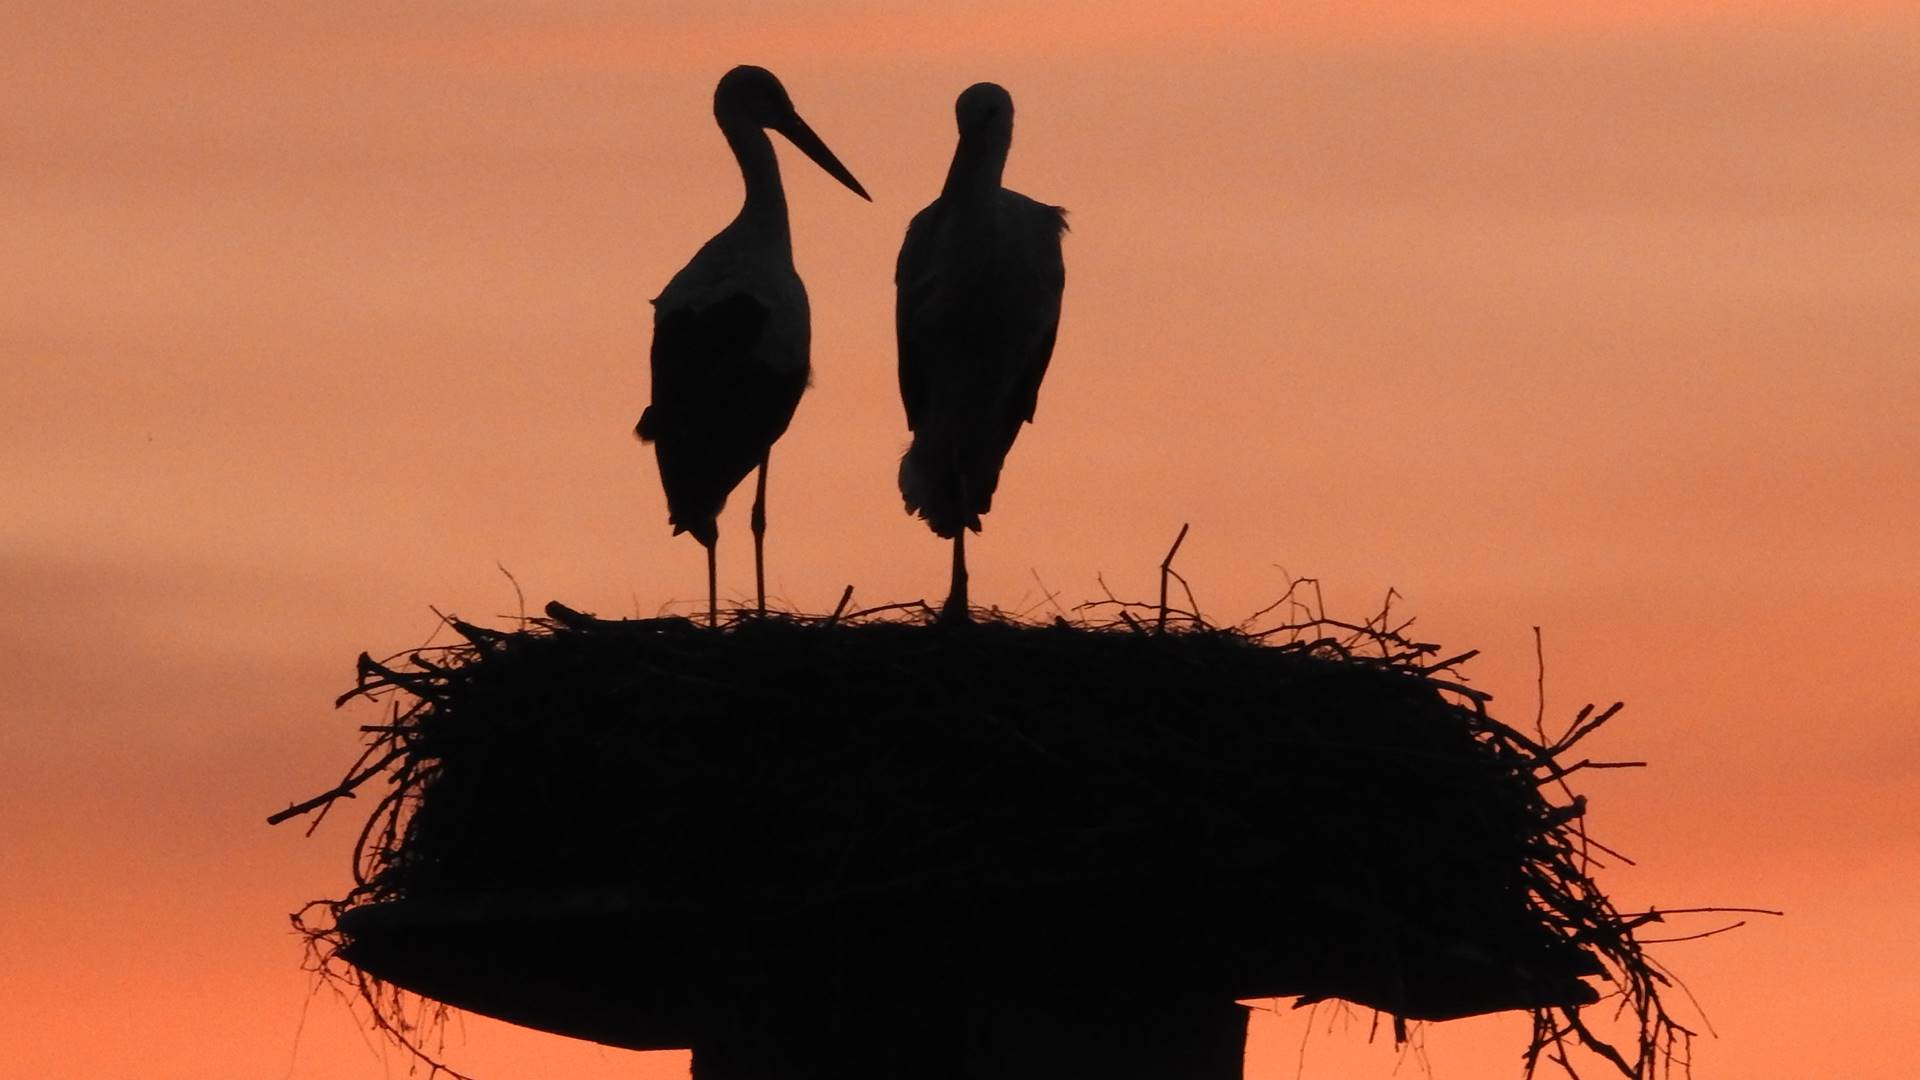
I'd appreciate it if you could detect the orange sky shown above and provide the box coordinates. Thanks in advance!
[4,3,1917,1077]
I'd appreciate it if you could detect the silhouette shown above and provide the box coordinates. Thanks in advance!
[287,603,1652,1079]
[896,82,1067,622]
[637,65,870,625]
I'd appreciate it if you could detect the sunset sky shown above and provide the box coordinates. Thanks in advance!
[4,2,1917,1076]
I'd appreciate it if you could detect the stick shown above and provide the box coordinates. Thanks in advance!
[845,599,936,621]
[1534,625,1548,745]
[1639,921,1749,945]
[1157,522,1190,633]
[266,746,407,825]
[828,584,855,623]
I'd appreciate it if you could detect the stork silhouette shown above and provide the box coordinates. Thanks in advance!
[896,83,1067,622]
[637,66,870,626]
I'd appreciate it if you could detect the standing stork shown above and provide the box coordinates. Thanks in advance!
[637,66,869,626]
[896,83,1067,623]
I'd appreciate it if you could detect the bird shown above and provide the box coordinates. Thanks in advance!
[895,82,1067,623]
[636,66,870,627]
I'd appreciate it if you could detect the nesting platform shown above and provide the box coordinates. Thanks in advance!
[283,600,1671,1077]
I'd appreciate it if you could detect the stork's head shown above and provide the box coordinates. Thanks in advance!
[955,82,1014,147]
[715,66,794,129]
[715,65,871,201]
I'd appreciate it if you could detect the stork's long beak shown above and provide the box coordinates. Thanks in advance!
[777,113,871,201]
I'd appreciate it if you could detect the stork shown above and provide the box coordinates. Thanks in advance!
[636,66,869,626]
[896,83,1067,623]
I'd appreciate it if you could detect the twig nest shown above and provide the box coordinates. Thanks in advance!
[285,600,1686,1076]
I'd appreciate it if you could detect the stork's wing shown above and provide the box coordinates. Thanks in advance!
[637,291,773,443]
[894,205,939,433]
[1004,199,1068,425]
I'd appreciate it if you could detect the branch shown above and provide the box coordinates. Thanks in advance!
[1157,522,1190,633]
[828,584,855,623]
[266,746,407,826]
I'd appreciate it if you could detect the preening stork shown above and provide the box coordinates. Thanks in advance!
[636,66,870,626]
[896,83,1067,622]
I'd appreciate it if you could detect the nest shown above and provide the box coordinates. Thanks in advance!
[279,574,1710,1079]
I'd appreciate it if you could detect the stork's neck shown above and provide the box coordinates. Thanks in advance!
[722,119,791,251]
[941,131,1009,202]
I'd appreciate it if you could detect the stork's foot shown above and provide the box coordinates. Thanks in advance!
[938,592,973,626]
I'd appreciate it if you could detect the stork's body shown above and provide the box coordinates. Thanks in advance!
[637,66,868,624]
[896,83,1067,621]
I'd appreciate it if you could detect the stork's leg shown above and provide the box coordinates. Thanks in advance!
[705,539,718,629]
[750,453,769,617]
[942,529,970,624]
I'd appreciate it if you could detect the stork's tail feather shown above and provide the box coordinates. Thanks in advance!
[635,407,656,443]
[671,517,719,548]
[899,444,982,539]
